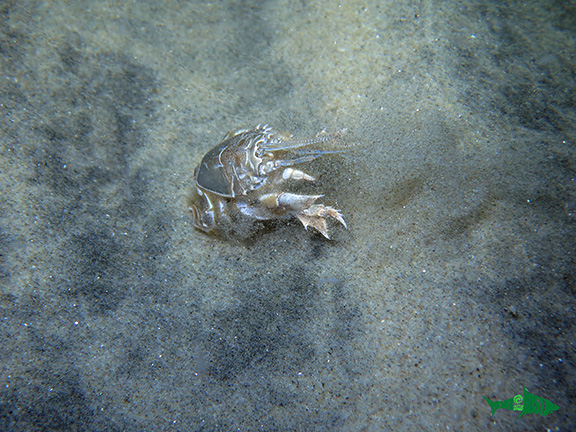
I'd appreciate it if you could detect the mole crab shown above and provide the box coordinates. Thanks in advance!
[189,124,348,239]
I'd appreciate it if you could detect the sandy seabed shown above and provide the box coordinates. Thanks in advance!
[1,1,574,430]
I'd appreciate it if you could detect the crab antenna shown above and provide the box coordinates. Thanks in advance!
[260,129,345,151]
[294,148,351,156]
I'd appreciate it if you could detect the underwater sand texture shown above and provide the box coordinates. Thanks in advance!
[1,0,574,430]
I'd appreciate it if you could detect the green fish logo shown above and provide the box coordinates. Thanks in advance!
[484,386,559,418]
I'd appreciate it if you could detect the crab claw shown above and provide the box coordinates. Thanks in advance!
[295,204,347,239]
[258,192,347,238]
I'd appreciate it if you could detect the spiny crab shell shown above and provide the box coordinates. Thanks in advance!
[189,124,348,239]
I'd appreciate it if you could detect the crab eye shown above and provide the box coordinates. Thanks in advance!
[259,160,275,175]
